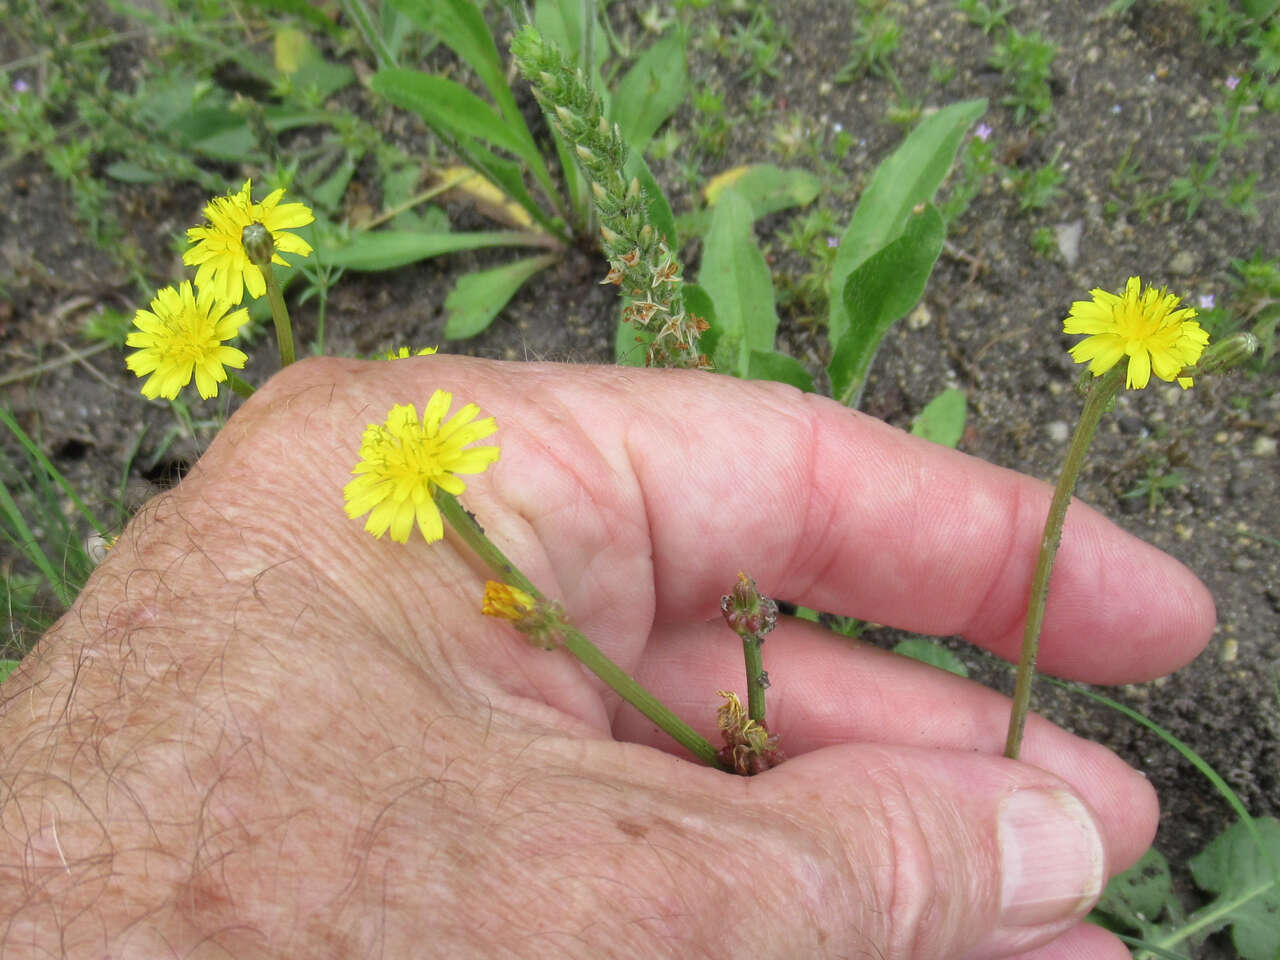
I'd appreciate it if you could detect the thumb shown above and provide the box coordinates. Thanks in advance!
[727,744,1112,959]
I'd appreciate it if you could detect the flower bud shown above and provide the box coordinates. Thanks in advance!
[1191,331,1260,377]
[241,222,274,267]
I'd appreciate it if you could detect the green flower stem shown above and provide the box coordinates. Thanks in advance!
[225,372,255,399]
[263,266,296,368]
[1004,365,1125,759]
[742,638,766,726]
[435,489,727,770]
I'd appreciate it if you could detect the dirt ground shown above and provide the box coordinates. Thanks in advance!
[2,2,1277,955]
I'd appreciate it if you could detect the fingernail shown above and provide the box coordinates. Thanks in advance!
[997,789,1104,928]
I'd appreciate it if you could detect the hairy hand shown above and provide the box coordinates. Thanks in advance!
[0,357,1213,959]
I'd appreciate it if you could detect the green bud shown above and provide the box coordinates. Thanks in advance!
[241,222,274,267]
[575,144,596,164]
[554,105,577,129]
[1190,332,1260,378]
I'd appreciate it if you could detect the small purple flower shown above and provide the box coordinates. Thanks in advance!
[826,236,839,249]
[1226,75,1240,90]
[974,122,993,142]
[12,78,30,94]
[1198,294,1215,310]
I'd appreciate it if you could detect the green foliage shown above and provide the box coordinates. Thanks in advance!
[987,27,1057,125]
[911,388,967,447]
[892,637,970,676]
[1012,148,1065,210]
[953,0,1014,34]
[1121,456,1189,512]
[0,410,110,657]
[0,659,19,683]
[838,0,903,84]
[827,99,987,405]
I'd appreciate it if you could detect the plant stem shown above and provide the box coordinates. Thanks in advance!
[742,638,766,725]
[435,490,727,770]
[1004,365,1124,759]
[263,265,296,367]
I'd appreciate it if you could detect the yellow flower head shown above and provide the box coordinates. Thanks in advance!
[344,390,500,543]
[481,581,536,621]
[125,282,249,400]
[384,346,439,360]
[1063,276,1210,389]
[184,179,315,305]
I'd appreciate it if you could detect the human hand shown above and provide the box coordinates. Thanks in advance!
[0,357,1213,958]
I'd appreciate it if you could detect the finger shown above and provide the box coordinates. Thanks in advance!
[616,618,1158,875]
[1003,921,1133,960]
[587,737,1112,960]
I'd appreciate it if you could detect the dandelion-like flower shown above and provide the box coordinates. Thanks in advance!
[125,282,249,400]
[481,581,536,621]
[1063,276,1210,389]
[384,346,439,360]
[344,390,500,543]
[184,180,314,305]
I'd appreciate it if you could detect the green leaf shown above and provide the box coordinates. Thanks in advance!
[444,253,558,339]
[611,28,687,154]
[1242,0,1280,19]
[746,350,815,392]
[104,161,164,184]
[698,189,778,376]
[892,638,968,677]
[1187,817,1280,960]
[0,659,18,683]
[829,203,945,407]
[829,99,985,344]
[327,231,543,271]
[1092,847,1186,942]
[680,165,822,236]
[911,387,967,448]
[390,0,523,129]
[371,70,534,161]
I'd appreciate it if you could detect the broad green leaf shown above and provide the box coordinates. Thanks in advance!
[1091,847,1185,944]
[746,350,815,392]
[371,70,560,235]
[892,638,968,677]
[104,161,164,184]
[911,387,967,448]
[0,659,19,683]
[390,0,523,129]
[624,152,678,251]
[306,148,358,214]
[829,98,985,343]
[829,204,945,407]
[680,165,822,236]
[1242,0,1280,18]
[444,253,558,338]
[327,231,544,271]
[1187,817,1280,960]
[698,189,778,376]
[611,28,687,154]
[172,108,257,162]
[371,70,534,162]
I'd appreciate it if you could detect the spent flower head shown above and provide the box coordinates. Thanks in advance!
[184,179,314,305]
[1063,276,1210,389]
[344,390,500,543]
[125,281,249,400]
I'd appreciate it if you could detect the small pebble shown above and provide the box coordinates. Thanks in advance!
[1219,637,1238,663]
[1047,421,1070,442]
[1253,436,1277,457]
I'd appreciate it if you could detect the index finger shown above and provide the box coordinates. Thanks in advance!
[529,365,1214,683]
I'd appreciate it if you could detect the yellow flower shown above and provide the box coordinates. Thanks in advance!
[1064,276,1210,389]
[481,581,537,621]
[384,346,439,360]
[184,179,314,305]
[125,282,249,400]
[343,390,500,543]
